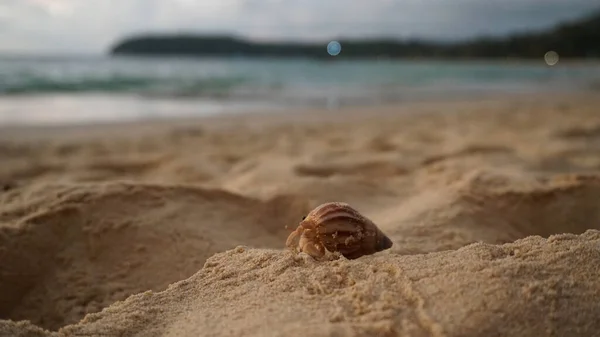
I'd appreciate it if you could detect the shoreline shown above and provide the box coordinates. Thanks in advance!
[0,89,595,140]
[4,51,600,65]
[107,53,600,64]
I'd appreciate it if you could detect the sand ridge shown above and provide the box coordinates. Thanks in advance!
[1,93,600,336]
[57,230,600,337]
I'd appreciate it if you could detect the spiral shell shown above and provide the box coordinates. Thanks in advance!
[286,202,393,259]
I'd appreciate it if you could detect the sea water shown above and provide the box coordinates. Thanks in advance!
[0,55,598,125]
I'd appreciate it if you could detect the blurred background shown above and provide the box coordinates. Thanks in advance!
[0,0,599,126]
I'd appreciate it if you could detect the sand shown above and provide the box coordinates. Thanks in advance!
[1,92,600,337]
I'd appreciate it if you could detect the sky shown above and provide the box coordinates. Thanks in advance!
[0,0,598,54]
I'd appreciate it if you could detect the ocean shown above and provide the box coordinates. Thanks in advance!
[0,55,598,126]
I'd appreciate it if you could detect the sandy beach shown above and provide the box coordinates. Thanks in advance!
[1,91,600,337]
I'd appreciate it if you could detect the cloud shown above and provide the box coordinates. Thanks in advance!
[0,0,598,54]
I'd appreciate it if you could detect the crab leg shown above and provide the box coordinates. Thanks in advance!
[299,236,325,258]
[286,227,303,249]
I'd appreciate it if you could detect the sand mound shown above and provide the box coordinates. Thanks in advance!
[0,182,310,330]
[49,230,600,337]
[2,170,600,336]
[382,169,600,254]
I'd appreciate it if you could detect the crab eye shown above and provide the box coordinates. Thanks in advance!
[301,216,306,221]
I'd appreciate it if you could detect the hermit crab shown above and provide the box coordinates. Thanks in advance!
[286,202,393,259]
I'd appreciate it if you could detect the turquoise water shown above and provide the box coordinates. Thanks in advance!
[0,55,598,125]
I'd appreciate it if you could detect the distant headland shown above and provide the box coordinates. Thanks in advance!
[109,10,600,59]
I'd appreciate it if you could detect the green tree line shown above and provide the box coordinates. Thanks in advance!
[110,10,600,59]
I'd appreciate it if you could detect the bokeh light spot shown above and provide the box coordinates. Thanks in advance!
[327,41,342,56]
[544,51,559,66]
